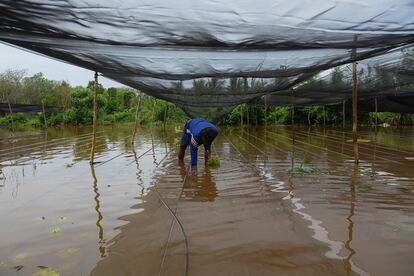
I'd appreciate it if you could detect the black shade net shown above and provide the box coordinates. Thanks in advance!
[0,0,414,120]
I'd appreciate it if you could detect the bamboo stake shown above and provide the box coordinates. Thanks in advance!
[255,100,258,128]
[132,95,141,145]
[247,104,250,125]
[152,99,156,123]
[240,104,243,127]
[90,71,98,164]
[163,103,168,131]
[7,101,14,133]
[264,95,267,128]
[374,96,378,126]
[352,49,359,164]
[291,105,294,125]
[42,101,48,129]
[342,100,346,129]
[323,105,326,127]
[307,109,311,126]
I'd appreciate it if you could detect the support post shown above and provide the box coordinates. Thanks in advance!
[247,104,249,125]
[291,105,294,125]
[42,101,48,129]
[152,99,156,123]
[240,104,243,127]
[352,49,359,164]
[255,99,259,128]
[342,100,346,129]
[307,109,311,126]
[7,101,14,132]
[374,96,378,126]
[132,95,141,145]
[163,103,168,131]
[323,105,326,127]
[264,95,268,128]
[90,72,98,165]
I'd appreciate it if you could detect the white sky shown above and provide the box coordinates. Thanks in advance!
[0,42,125,88]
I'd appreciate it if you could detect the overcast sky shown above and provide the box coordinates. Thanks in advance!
[0,42,125,88]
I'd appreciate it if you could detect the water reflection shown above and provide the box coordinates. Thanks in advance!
[344,164,357,275]
[183,164,217,202]
[90,164,106,258]
[131,146,145,198]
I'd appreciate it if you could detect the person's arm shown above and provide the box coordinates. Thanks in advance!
[190,143,198,166]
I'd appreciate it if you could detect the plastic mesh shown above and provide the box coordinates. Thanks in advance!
[1,0,414,119]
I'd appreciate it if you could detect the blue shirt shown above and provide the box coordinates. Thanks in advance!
[185,118,218,165]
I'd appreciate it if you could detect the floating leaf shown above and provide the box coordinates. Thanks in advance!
[13,265,24,271]
[385,221,414,232]
[34,267,60,276]
[37,265,49,269]
[51,227,61,234]
[14,253,27,262]
[56,248,80,257]
[0,261,6,268]
[34,216,46,222]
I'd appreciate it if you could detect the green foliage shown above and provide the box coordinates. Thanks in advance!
[0,70,188,128]
[207,156,221,167]
[1,70,413,128]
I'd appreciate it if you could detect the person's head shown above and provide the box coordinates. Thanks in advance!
[200,128,217,151]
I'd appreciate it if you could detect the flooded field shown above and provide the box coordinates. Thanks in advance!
[0,125,413,276]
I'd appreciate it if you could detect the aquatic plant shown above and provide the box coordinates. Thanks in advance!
[357,182,373,192]
[56,248,79,257]
[207,156,220,167]
[34,267,60,276]
[289,162,320,174]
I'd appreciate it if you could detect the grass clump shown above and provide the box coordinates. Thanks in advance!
[207,156,220,167]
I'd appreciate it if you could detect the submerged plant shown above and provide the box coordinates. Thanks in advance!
[34,267,60,276]
[207,156,220,167]
[289,162,320,174]
[56,248,79,257]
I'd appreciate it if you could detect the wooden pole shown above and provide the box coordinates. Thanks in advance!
[163,103,168,131]
[352,49,359,164]
[291,89,294,125]
[152,99,156,123]
[240,104,243,127]
[7,101,14,132]
[342,100,346,129]
[90,71,98,165]
[323,105,326,127]
[247,104,249,125]
[132,95,141,145]
[264,95,268,128]
[374,96,378,126]
[42,101,48,129]
[307,109,311,126]
[255,100,258,128]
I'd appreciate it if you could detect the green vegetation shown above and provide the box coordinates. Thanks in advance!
[219,102,414,126]
[0,70,188,129]
[207,155,221,167]
[1,69,413,129]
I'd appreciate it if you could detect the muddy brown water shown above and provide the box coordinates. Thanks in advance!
[0,125,413,276]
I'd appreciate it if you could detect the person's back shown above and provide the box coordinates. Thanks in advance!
[178,118,219,166]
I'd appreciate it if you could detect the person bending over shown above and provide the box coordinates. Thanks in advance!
[178,118,219,166]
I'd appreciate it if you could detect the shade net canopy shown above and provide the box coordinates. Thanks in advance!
[266,46,414,111]
[1,0,414,120]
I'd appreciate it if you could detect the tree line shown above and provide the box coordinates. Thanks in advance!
[0,69,412,129]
